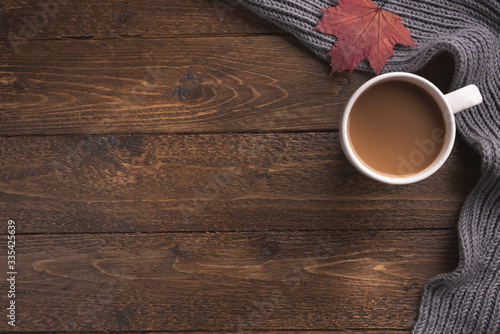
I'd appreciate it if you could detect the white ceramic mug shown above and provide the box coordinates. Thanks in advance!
[340,72,483,185]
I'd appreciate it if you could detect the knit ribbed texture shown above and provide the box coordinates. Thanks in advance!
[238,0,500,332]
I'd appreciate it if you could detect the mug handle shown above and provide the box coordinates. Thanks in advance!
[444,85,483,114]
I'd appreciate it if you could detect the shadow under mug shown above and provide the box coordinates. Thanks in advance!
[340,72,483,185]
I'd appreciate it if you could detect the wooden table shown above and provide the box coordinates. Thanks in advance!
[0,1,481,332]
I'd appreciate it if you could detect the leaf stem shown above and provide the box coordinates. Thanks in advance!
[380,0,389,9]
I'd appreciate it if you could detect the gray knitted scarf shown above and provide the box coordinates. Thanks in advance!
[239,0,500,332]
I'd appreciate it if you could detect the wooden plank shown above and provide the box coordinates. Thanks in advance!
[0,0,279,40]
[0,230,457,332]
[0,36,369,135]
[0,39,455,136]
[0,133,479,234]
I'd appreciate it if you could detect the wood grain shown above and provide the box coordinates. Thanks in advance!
[0,230,458,332]
[0,36,369,135]
[0,0,279,40]
[0,132,479,234]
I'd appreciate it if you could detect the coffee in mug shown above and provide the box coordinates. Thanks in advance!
[340,72,483,185]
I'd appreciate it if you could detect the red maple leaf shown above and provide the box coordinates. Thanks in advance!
[314,0,416,75]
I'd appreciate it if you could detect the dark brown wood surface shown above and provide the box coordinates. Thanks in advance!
[0,0,280,38]
[0,0,480,333]
[7,231,457,332]
[0,133,478,234]
[0,36,367,135]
